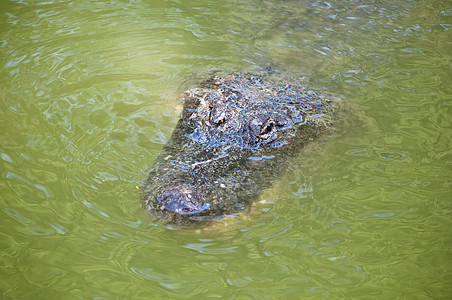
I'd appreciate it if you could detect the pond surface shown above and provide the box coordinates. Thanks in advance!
[0,0,451,298]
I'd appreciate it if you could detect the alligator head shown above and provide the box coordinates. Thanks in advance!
[142,72,334,224]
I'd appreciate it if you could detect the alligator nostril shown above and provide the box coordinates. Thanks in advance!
[157,187,209,215]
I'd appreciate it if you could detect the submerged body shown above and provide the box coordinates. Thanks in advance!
[143,71,338,224]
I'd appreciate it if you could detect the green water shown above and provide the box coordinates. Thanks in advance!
[0,0,451,298]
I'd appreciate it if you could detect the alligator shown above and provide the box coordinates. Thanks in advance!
[142,71,339,224]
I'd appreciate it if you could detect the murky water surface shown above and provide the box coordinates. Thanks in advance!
[1,0,451,298]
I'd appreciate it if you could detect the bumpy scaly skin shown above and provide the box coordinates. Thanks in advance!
[142,72,335,224]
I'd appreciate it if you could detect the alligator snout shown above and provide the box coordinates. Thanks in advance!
[154,187,210,215]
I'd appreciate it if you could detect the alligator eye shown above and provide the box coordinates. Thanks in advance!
[214,114,226,126]
[209,106,229,127]
[258,118,276,139]
[260,121,274,135]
